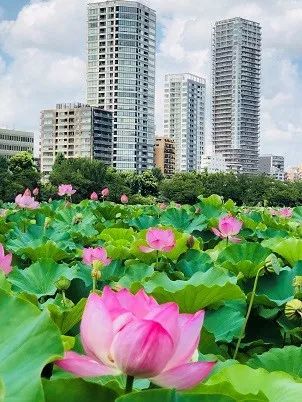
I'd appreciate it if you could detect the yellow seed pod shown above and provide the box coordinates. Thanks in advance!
[285,299,302,320]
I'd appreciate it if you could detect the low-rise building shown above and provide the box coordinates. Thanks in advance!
[154,137,175,176]
[0,128,34,158]
[200,154,227,173]
[259,155,284,180]
[40,103,112,174]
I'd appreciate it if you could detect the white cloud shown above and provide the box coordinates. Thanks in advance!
[0,0,302,167]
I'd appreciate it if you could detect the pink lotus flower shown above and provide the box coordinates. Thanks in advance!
[82,247,111,266]
[140,228,176,253]
[58,184,76,197]
[24,188,31,196]
[212,215,242,243]
[56,287,214,389]
[15,191,39,209]
[33,188,39,196]
[270,208,278,216]
[0,244,12,275]
[90,192,98,201]
[121,194,128,204]
[159,203,167,210]
[279,207,292,218]
[101,187,109,198]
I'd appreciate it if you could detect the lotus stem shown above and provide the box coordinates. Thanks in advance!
[62,290,67,307]
[233,266,263,360]
[125,375,134,394]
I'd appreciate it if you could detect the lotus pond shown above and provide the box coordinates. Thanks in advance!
[1,194,302,402]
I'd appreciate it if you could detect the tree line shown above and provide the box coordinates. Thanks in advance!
[1,152,302,206]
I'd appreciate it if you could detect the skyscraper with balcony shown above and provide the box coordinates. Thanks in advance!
[212,18,261,173]
[164,74,206,172]
[87,1,156,172]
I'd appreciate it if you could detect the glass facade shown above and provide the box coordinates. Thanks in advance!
[87,1,156,172]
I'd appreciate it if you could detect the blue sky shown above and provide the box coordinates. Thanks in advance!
[1,0,302,167]
[0,0,29,19]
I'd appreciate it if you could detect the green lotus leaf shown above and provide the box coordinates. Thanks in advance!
[134,267,245,312]
[53,208,98,239]
[197,363,302,402]
[117,389,237,402]
[176,249,213,277]
[262,238,302,267]
[118,263,154,288]
[250,263,302,307]
[0,290,63,402]
[129,215,160,230]
[204,301,246,342]
[9,259,77,298]
[7,224,75,261]
[160,208,207,233]
[47,297,86,334]
[217,243,271,278]
[247,346,302,379]
[43,378,117,402]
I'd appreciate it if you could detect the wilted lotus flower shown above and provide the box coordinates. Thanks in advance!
[121,194,128,204]
[279,207,292,218]
[0,243,12,275]
[0,209,7,217]
[101,187,110,198]
[33,187,39,196]
[82,247,111,267]
[140,228,176,253]
[56,287,215,390]
[58,184,76,197]
[212,215,242,243]
[90,192,98,201]
[15,191,39,209]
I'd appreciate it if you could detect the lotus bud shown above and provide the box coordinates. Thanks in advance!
[55,276,71,291]
[285,299,302,320]
[186,235,195,249]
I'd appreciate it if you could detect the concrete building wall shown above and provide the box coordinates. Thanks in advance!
[154,136,175,176]
[0,128,34,158]
[212,18,261,173]
[164,73,206,172]
[40,103,112,174]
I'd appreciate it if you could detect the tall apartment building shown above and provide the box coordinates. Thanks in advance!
[212,18,261,173]
[40,103,112,174]
[164,74,206,172]
[154,137,175,176]
[87,1,156,172]
[259,155,284,180]
[0,128,34,158]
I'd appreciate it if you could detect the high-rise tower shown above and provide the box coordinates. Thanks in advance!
[212,18,261,173]
[164,73,206,172]
[87,1,156,172]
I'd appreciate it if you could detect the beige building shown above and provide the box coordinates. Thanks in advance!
[40,103,112,174]
[154,137,175,176]
[285,165,302,181]
[0,128,34,158]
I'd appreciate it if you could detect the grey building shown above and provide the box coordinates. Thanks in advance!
[87,1,156,172]
[40,103,112,174]
[259,155,284,180]
[212,17,261,173]
[164,73,206,172]
[0,128,34,158]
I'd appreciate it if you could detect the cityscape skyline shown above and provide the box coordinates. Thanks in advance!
[0,0,302,168]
